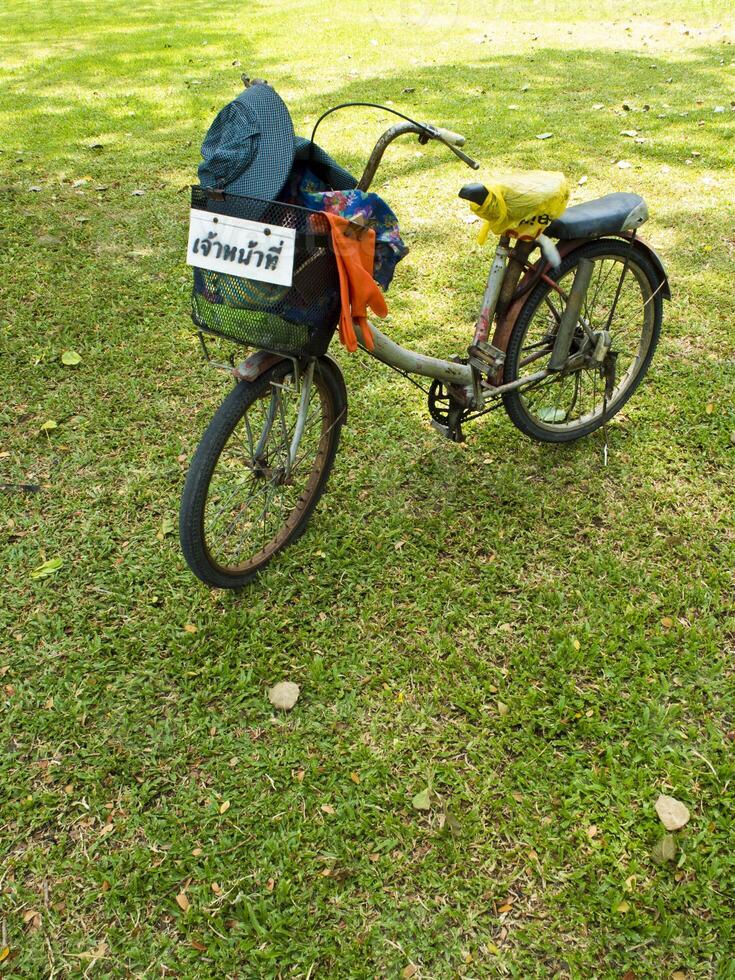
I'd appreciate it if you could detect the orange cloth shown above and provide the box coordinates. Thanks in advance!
[323,212,388,353]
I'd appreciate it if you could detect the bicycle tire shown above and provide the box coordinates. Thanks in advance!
[502,239,663,443]
[179,357,346,589]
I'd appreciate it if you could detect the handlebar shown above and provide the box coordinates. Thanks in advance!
[356,120,479,192]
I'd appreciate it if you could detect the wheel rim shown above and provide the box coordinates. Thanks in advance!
[515,253,655,433]
[202,370,335,574]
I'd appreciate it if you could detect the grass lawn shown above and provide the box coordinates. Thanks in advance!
[2,0,735,975]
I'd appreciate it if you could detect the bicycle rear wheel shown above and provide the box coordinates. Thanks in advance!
[179,357,346,589]
[502,239,663,443]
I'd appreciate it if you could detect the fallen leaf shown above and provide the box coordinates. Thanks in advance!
[487,941,499,955]
[175,891,190,911]
[620,129,639,137]
[511,790,523,802]
[183,623,197,633]
[350,772,361,784]
[617,900,631,913]
[655,794,690,830]
[265,878,275,892]
[191,847,202,856]
[705,402,714,414]
[441,802,461,835]
[157,517,175,540]
[586,824,599,839]
[402,966,418,979]
[498,903,513,914]
[61,350,81,366]
[31,557,63,579]
[412,788,431,811]
[617,160,633,169]
[0,948,8,963]
[572,637,581,651]
[40,419,58,433]
[75,940,108,962]
[219,800,231,815]
[211,882,222,894]
[535,132,554,140]
[320,803,335,815]
[268,681,300,710]
[661,617,674,628]
[394,539,406,551]
[131,189,145,196]
[651,833,677,864]
[671,972,686,980]
[578,175,588,185]
[591,102,604,110]
[23,909,39,924]
[497,701,509,717]
[191,940,206,952]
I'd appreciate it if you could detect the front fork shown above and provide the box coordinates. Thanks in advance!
[265,358,315,479]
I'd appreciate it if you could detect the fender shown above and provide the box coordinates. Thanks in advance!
[489,234,670,383]
[232,349,348,422]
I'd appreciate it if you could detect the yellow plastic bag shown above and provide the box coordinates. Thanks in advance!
[470,170,570,244]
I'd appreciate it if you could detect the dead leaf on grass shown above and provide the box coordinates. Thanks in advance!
[655,794,690,830]
[651,833,677,864]
[411,788,431,811]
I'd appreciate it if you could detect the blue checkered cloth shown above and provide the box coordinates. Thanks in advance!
[198,84,295,200]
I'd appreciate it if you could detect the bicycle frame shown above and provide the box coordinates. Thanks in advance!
[351,234,553,406]
[232,116,669,446]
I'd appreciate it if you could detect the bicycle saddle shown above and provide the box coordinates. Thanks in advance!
[546,193,648,239]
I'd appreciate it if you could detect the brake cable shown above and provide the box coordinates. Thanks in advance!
[308,102,479,169]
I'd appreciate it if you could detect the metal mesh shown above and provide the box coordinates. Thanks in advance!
[190,186,340,356]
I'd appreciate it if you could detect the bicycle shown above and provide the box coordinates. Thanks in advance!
[180,95,670,590]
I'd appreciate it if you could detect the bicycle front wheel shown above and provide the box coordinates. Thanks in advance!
[502,239,663,443]
[179,357,346,589]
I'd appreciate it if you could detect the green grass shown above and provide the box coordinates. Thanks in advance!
[2,0,735,976]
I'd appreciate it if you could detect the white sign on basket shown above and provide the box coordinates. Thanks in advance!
[186,209,296,288]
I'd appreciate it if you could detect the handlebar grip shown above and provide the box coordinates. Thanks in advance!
[433,126,466,147]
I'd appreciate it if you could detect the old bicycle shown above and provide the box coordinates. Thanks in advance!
[180,82,669,589]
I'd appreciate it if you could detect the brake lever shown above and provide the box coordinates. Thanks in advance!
[419,124,480,170]
[445,141,480,170]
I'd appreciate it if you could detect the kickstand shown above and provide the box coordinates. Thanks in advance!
[601,351,618,468]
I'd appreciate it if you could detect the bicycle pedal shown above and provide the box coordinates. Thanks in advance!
[430,419,451,439]
[468,341,505,375]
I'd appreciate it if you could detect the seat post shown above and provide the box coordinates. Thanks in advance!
[472,236,511,346]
